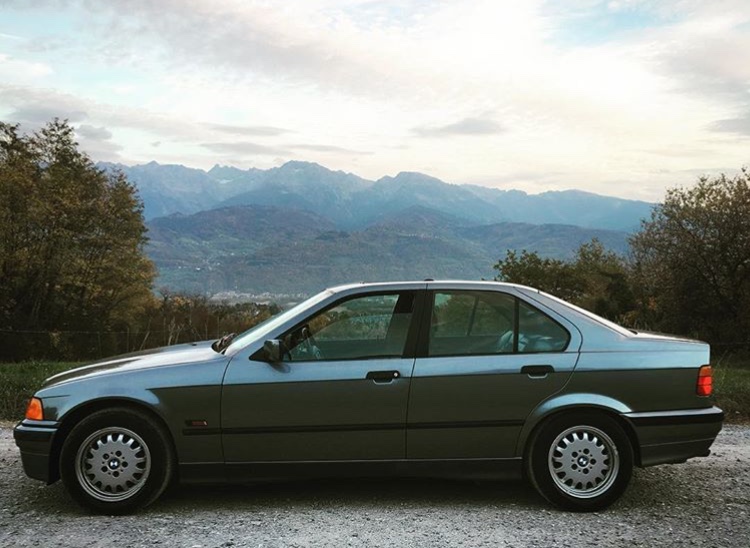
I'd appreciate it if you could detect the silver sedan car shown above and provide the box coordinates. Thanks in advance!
[15,281,723,513]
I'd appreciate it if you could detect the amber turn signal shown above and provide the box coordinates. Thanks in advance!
[25,397,44,421]
[696,365,713,397]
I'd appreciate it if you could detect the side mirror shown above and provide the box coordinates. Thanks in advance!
[263,339,284,362]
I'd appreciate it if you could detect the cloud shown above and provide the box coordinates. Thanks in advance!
[13,1,551,104]
[9,105,87,126]
[291,143,371,155]
[1,85,87,127]
[2,1,749,200]
[75,124,123,161]
[206,122,290,137]
[200,140,371,159]
[0,52,53,81]
[200,141,289,156]
[0,85,280,144]
[413,117,506,138]
[76,124,112,140]
[659,34,750,102]
[64,0,402,97]
[708,115,750,137]
[624,4,750,104]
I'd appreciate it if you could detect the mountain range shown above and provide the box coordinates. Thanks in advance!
[99,161,654,295]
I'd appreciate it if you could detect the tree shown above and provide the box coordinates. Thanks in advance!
[0,119,155,358]
[629,170,750,344]
[574,239,635,321]
[493,239,635,322]
[493,249,583,303]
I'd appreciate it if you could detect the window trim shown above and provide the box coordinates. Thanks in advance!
[513,297,520,354]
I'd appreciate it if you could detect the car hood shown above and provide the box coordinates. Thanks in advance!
[42,341,224,388]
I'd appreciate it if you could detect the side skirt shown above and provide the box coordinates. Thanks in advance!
[179,458,523,485]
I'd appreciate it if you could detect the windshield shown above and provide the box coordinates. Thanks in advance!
[224,289,333,353]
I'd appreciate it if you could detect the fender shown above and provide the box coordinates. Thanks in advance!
[515,392,633,457]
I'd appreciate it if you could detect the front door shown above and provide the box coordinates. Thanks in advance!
[221,291,419,463]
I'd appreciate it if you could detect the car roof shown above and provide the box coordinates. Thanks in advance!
[326,279,538,293]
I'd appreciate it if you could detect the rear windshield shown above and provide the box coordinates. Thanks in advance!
[518,287,634,337]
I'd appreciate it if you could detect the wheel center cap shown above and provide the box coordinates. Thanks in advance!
[577,456,589,467]
[108,458,121,470]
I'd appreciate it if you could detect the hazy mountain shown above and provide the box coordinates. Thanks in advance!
[99,161,225,220]
[147,204,630,295]
[100,160,654,232]
[215,161,373,226]
[463,186,651,231]
[104,159,647,294]
[355,172,505,228]
[206,164,258,183]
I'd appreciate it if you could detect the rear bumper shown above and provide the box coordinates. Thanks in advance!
[624,406,724,467]
[13,420,60,484]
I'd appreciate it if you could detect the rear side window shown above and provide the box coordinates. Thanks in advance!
[428,291,569,357]
[518,300,569,353]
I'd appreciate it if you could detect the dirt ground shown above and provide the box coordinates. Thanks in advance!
[0,425,748,547]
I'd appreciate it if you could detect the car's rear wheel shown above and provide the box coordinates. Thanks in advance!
[60,407,174,514]
[526,412,633,512]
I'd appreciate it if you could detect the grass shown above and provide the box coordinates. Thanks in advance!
[0,359,748,423]
[712,355,750,423]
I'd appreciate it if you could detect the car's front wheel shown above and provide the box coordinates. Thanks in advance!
[60,407,174,514]
[526,412,633,512]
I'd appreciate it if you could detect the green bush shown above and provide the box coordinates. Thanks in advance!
[0,362,79,421]
[713,357,750,422]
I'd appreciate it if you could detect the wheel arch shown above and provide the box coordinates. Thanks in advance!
[518,395,642,467]
[48,398,177,484]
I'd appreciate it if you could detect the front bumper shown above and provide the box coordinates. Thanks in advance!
[624,406,724,467]
[13,419,60,484]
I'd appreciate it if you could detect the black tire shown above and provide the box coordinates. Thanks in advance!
[60,407,174,514]
[526,412,633,512]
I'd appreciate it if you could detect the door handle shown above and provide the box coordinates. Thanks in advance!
[521,365,554,378]
[366,370,401,383]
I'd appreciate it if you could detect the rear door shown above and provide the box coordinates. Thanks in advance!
[407,286,580,459]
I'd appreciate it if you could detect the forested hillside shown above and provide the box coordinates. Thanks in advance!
[146,205,630,294]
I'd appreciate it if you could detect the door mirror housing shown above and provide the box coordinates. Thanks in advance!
[263,339,284,362]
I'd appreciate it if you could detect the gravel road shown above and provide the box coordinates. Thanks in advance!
[1,425,748,548]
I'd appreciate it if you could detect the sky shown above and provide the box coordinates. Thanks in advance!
[0,0,749,201]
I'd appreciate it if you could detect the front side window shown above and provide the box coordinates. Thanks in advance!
[283,292,415,361]
[428,291,569,356]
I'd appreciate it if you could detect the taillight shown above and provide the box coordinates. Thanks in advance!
[696,365,713,397]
